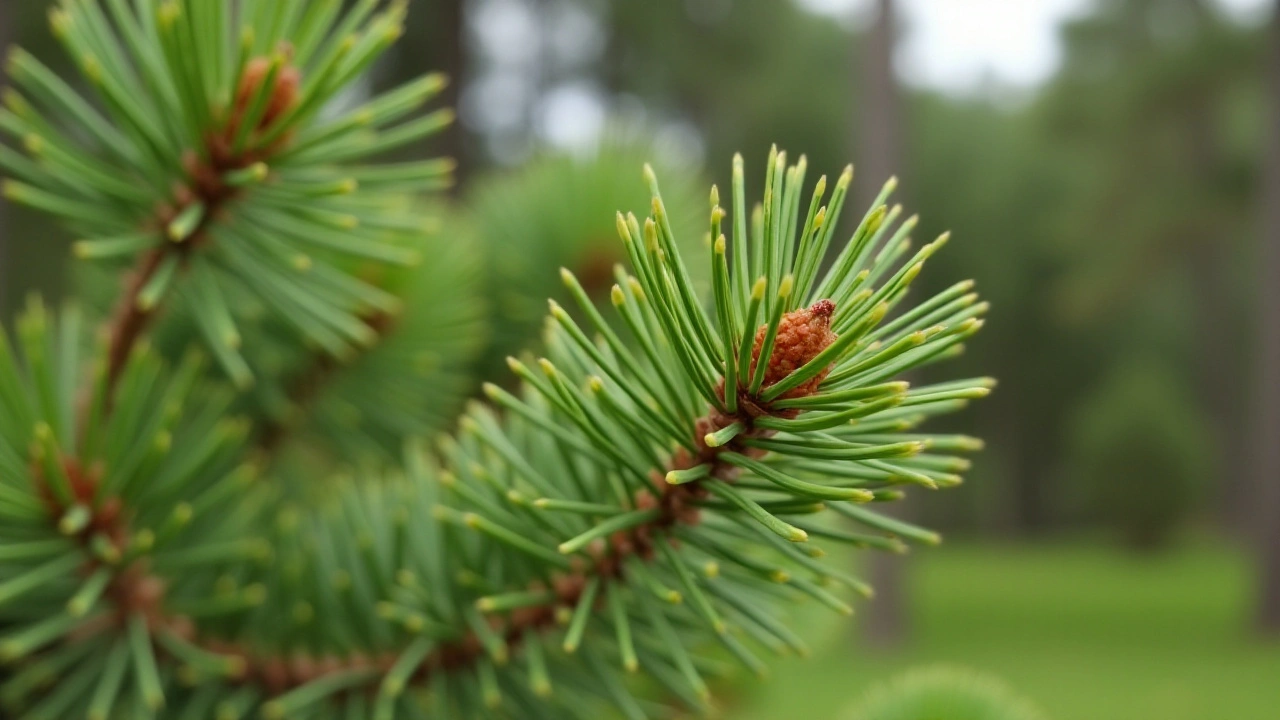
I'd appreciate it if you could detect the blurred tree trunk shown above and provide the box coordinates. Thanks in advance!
[856,0,909,648]
[395,0,469,191]
[1254,0,1280,638]
[436,0,467,188]
[1185,0,1247,531]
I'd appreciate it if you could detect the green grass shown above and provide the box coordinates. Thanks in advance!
[721,538,1280,720]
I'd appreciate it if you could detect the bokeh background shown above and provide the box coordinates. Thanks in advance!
[3,0,1280,718]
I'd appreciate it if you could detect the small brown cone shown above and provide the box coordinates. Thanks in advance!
[751,299,838,400]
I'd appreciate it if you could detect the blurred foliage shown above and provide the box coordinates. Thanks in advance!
[737,539,1279,720]
[241,223,489,471]
[607,0,854,179]
[846,665,1047,720]
[451,141,707,380]
[1024,0,1262,535]
[1067,355,1212,549]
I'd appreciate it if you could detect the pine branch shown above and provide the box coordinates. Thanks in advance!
[102,132,263,395]
[118,152,982,716]
[33,325,879,708]
[6,0,483,467]
[0,2,991,717]
[2,0,456,390]
[362,152,991,716]
[0,145,989,718]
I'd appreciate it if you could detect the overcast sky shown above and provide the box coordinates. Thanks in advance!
[796,0,1272,91]
[467,0,1274,158]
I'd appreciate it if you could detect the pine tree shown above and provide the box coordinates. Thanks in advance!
[0,2,990,717]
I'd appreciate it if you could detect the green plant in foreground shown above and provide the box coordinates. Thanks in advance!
[0,1,990,718]
[848,666,1048,720]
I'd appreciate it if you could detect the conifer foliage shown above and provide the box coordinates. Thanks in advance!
[0,2,990,718]
[848,666,1047,720]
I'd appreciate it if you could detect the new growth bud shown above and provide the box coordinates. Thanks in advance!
[751,299,839,400]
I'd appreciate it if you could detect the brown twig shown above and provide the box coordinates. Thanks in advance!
[103,249,167,392]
